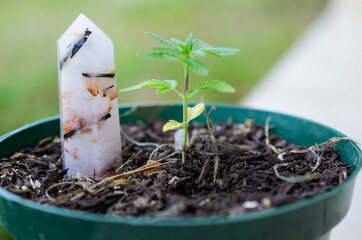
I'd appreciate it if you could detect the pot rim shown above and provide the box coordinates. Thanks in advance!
[0,102,361,227]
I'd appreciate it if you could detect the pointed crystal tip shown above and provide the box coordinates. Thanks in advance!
[75,13,89,21]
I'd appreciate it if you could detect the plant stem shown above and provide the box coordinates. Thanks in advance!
[183,65,189,96]
[182,64,190,164]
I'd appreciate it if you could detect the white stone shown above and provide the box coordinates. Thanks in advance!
[242,201,258,209]
[57,13,121,177]
[174,128,189,151]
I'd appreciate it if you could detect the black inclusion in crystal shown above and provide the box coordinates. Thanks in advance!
[64,113,112,139]
[60,28,92,70]
[100,113,111,122]
[103,85,114,97]
[64,130,77,139]
[70,28,92,58]
[82,73,115,78]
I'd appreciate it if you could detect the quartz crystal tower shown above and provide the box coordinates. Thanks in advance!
[57,14,121,177]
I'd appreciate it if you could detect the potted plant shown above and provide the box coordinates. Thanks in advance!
[0,32,361,240]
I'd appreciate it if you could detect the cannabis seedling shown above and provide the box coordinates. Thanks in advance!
[120,32,239,163]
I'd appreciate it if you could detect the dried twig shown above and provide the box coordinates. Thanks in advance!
[207,106,219,182]
[309,147,322,173]
[196,158,211,184]
[45,182,86,201]
[96,152,178,186]
[273,137,360,181]
[264,117,282,155]
[290,137,361,154]
[274,164,320,183]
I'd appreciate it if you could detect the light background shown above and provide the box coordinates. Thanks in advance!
[0,0,325,135]
[0,0,327,238]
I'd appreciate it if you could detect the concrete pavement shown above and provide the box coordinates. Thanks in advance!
[242,0,362,239]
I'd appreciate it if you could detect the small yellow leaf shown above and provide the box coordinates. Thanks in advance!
[162,120,185,132]
[187,103,205,122]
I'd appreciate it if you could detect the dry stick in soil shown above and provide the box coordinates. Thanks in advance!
[273,164,321,183]
[44,152,177,202]
[45,177,133,203]
[95,152,178,186]
[264,118,360,183]
[264,117,283,155]
[289,137,361,154]
[45,182,84,201]
[206,106,219,182]
[50,119,175,202]
[309,147,322,173]
[273,137,360,183]
[286,137,360,174]
[196,158,211,184]
[281,137,360,175]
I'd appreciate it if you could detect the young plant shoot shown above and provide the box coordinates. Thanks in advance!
[119,32,239,163]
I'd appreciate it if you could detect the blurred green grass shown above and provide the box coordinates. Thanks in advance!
[0,0,326,136]
[0,0,324,237]
[0,0,326,135]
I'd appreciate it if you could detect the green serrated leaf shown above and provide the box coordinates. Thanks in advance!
[156,88,172,95]
[185,59,208,76]
[119,79,175,92]
[151,47,181,54]
[202,50,224,58]
[192,50,206,57]
[179,43,188,53]
[164,80,177,89]
[163,120,185,132]
[202,47,240,56]
[196,80,235,93]
[145,31,177,48]
[185,33,193,51]
[170,38,184,45]
[192,39,212,51]
[155,80,178,95]
[137,52,178,61]
[187,103,205,122]
[185,89,196,98]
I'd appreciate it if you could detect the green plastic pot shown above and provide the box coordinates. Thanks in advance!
[0,103,361,240]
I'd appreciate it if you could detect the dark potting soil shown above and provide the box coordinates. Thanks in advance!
[0,119,351,217]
